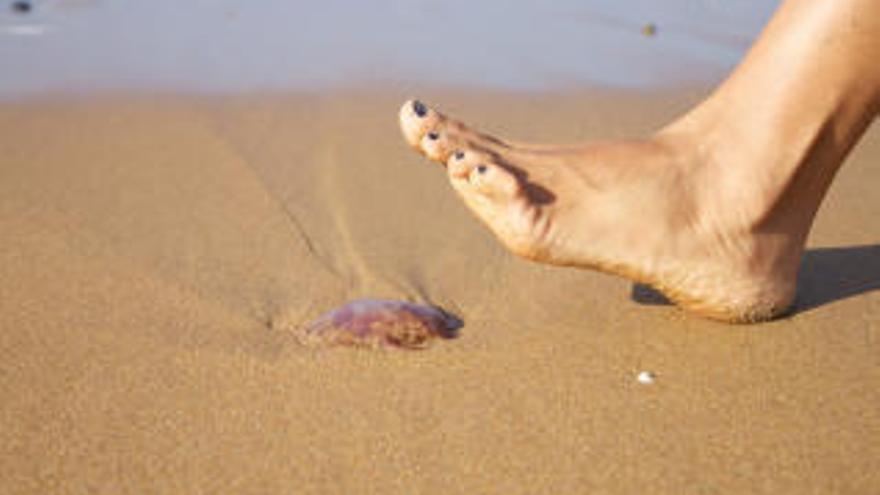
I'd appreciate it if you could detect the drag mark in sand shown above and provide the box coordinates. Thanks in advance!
[207,125,344,280]
[314,140,375,292]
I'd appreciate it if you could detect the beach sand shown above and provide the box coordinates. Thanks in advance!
[1,90,878,493]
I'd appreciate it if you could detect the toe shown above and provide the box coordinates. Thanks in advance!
[399,99,440,148]
[446,149,472,179]
[445,150,550,262]
[446,151,520,201]
[399,99,512,158]
[420,130,459,162]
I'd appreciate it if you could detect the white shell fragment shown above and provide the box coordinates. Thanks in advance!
[636,371,656,385]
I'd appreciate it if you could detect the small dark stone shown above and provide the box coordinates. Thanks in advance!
[412,100,428,117]
[11,1,32,14]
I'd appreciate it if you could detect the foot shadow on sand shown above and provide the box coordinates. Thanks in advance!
[631,244,880,316]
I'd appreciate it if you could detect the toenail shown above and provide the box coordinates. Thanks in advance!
[413,100,428,117]
[476,164,487,174]
[427,132,439,141]
[454,150,465,160]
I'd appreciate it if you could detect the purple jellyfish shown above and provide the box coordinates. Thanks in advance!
[300,299,462,350]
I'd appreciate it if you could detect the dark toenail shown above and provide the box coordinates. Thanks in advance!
[413,100,428,117]
[454,150,465,160]
[427,132,439,141]
[476,165,487,174]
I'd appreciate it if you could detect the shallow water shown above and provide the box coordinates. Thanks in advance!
[1,0,778,98]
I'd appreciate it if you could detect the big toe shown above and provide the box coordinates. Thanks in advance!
[445,150,546,257]
[447,150,521,205]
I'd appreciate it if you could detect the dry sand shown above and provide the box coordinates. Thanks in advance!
[1,90,878,494]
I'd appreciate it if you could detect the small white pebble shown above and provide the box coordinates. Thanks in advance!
[637,371,656,384]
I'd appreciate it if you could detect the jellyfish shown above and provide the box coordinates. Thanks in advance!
[299,299,462,350]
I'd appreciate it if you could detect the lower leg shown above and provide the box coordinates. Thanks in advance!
[398,0,880,322]
[672,0,880,233]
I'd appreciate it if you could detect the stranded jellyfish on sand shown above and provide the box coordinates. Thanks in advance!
[299,299,462,350]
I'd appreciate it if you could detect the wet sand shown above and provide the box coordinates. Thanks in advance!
[1,90,878,493]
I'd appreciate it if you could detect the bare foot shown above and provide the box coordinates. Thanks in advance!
[399,99,805,323]
[398,0,880,323]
